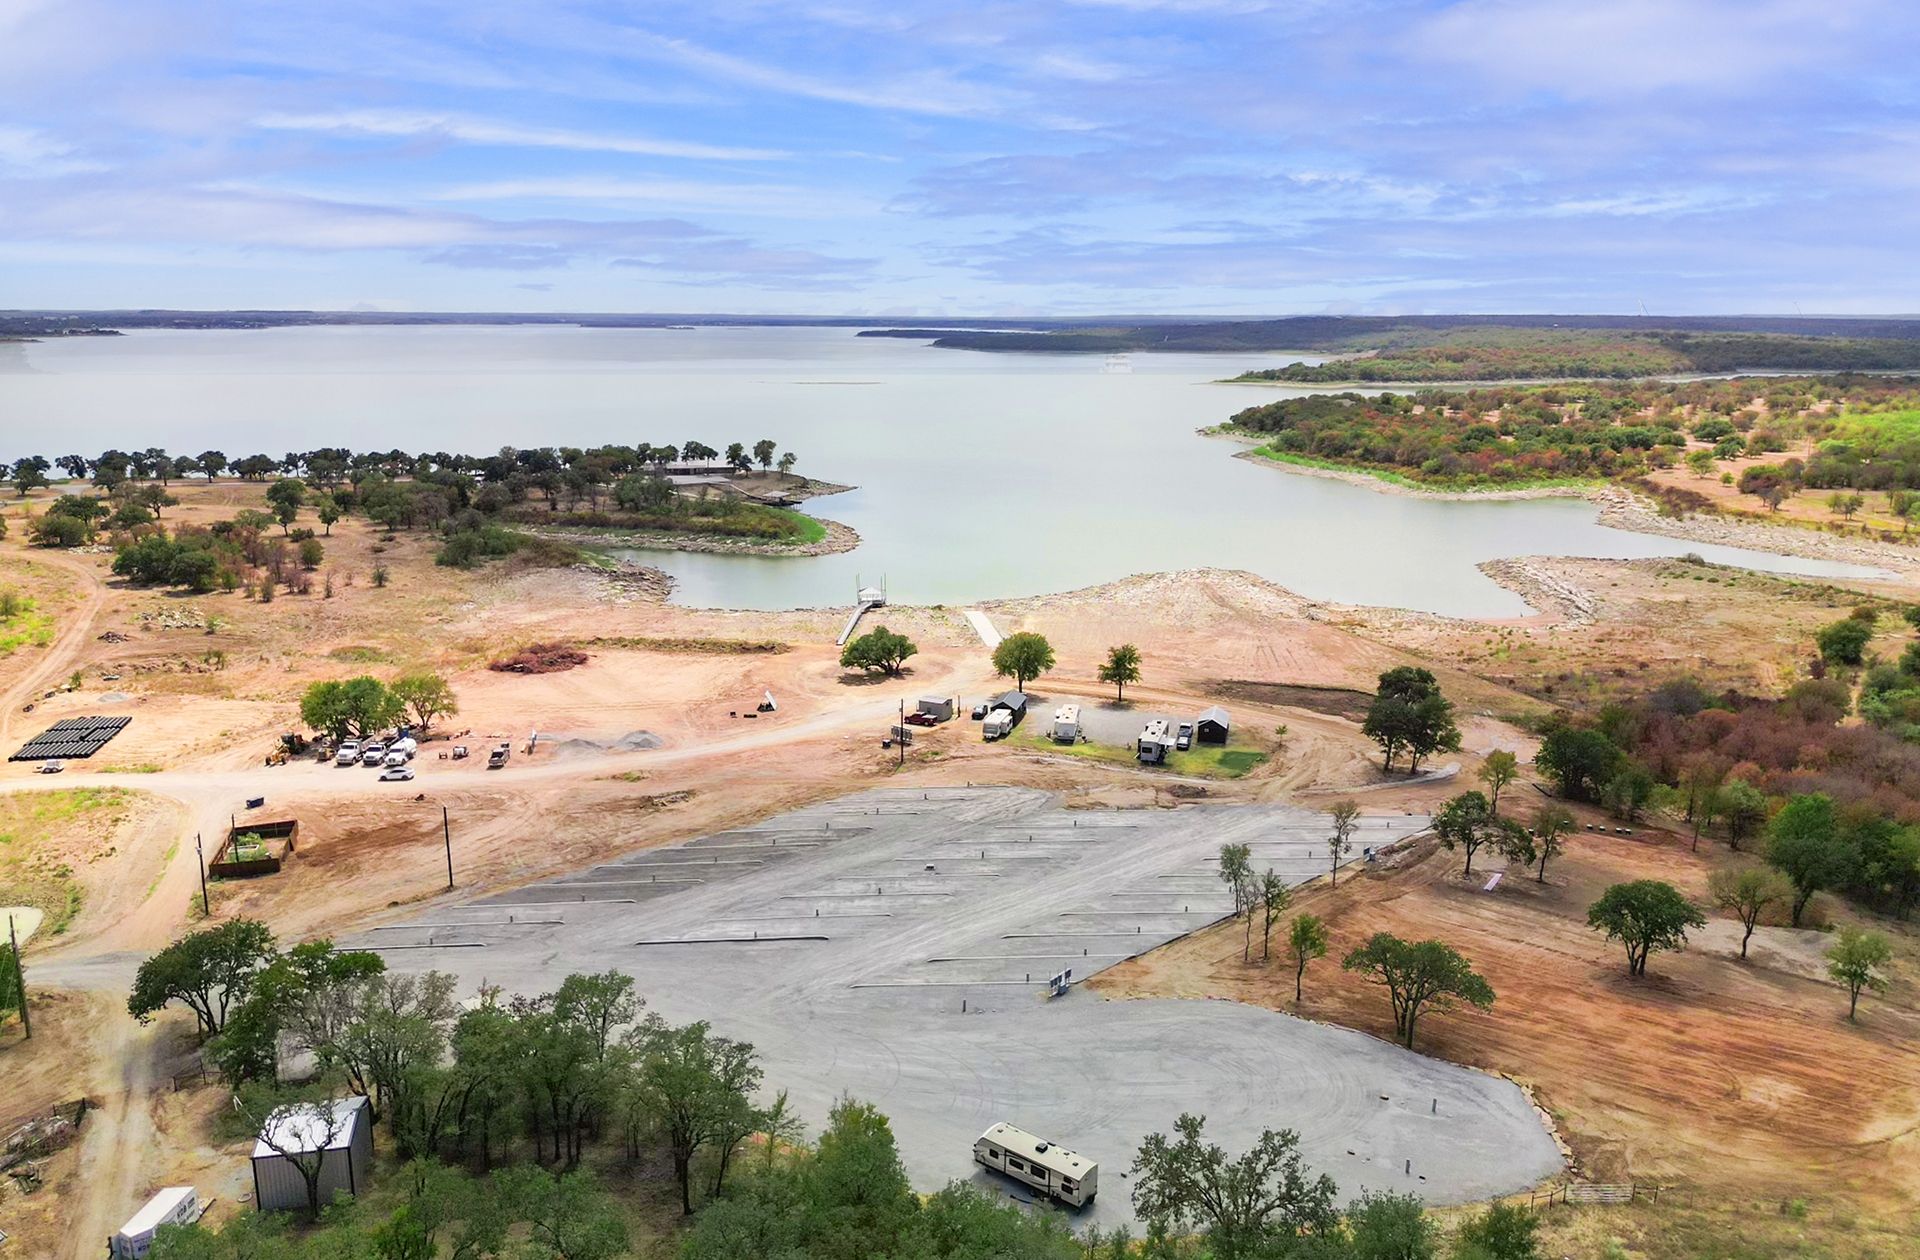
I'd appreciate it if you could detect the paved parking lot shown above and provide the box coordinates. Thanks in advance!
[359,787,1561,1226]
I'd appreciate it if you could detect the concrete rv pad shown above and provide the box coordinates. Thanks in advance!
[359,787,1562,1225]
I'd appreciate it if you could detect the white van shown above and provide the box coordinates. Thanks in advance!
[974,1122,1097,1207]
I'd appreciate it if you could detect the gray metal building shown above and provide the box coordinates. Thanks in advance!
[250,1096,373,1214]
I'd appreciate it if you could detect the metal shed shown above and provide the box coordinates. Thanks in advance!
[916,696,955,722]
[251,1096,373,1214]
[1196,706,1231,745]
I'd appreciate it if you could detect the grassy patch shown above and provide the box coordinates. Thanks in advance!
[1020,732,1270,779]
[97,763,161,774]
[0,788,133,933]
[327,644,391,663]
[1168,745,1270,778]
[582,635,790,655]
[0,592,55,656]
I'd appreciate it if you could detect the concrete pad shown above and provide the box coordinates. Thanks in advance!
[360,787,1560,1225]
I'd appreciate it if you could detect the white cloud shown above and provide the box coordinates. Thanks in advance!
[1408,0,1886,97]
[253,110,788,162]
[429,177,872,218]
[0,124,103,176]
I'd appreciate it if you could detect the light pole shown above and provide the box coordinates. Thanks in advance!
[8,913,28,1039]
[443,805,454,890]
[195,832,209,918]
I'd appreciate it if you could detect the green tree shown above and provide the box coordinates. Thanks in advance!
[1718,780,1768,852]
[1587,880,1706,977]
[300,675,405,739]
[1341,933,1494,1050]
[1533,726,1623,802]
[1129,1113,1339,1260]
[1767,793,1852,925]
[839,625,917,677]
[498,1165,629,1260]
[265,477,306,534]
[1453,1201,1541,1260]
[1815,617,1872,667]
[632,1018,763,1214]
[1257,870,1290,962]
[1218,842,1253,919]
[1479,750,1518,815]
[1826,927,1893,1020]
[990,631,1054,692]
[1531,804,1575,882]
[1434,790,1494,877]
[1361,667,1460,774]
[30,512,91,547]
[298,537,325,570]
[391,673,459,731]
[752,439,777,472]
[803,1097,920,1260]
[128,918,276,1035]
[316,499,341,535]
[1327,798,1359,887]
[1707,867,1791,960]
[1097,643,1142,703]
[1347,1190,1436,1260]
[1288,913,1328,1004]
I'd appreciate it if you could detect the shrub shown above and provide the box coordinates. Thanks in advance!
[489,642,588,674]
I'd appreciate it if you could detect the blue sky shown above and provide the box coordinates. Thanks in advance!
[1,0,1916,315]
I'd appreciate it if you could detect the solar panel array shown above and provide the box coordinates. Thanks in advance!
[10,715,131,762]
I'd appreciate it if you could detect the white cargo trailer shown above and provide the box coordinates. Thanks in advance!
[111,1186,198,1259]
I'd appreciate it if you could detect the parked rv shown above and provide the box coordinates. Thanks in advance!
[973,1122,1097,1207]
[1138,719,1174,764]
[1051,704,1080,744]
[982,710,1014,741]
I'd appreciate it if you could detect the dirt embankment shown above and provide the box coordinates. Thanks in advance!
[1095,818,1920,1210]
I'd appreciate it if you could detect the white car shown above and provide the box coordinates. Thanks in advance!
[334,742,361,766]
[37,759,63,774]
[379,765,415,782]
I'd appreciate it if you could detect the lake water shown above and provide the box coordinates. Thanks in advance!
[0,325,1886,617]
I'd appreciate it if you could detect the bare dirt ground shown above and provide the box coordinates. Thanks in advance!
[4,475,1919,1249]
[1093,814,1920,1216]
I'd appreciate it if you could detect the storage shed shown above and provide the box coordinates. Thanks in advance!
[251,1096,373,1214]
[916,696,955,722]
[990,690,1028,717]
[1196,706,1231,745]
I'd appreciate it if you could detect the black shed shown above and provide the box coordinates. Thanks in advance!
[1195,706,1230,744]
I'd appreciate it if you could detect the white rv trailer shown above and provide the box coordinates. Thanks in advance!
[1138,718,1174,764]
[1050,704,1080,743]
[973,1122,1098,1207]
[982,710,1014,740]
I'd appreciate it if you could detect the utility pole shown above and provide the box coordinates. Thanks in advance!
[443,805,454,890]
[8,913,27,1039]
[195,832,209,918]
[898,699,905,767]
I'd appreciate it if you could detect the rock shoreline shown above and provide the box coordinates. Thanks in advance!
[1220,432,1920,576]
[528,516,860,558]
